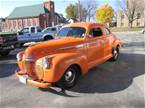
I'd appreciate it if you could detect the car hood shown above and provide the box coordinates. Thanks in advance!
[24,37,84,60]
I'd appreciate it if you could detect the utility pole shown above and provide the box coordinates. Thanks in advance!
[78,0,81,22]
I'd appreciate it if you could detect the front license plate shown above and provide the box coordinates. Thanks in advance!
[19,76,27,84]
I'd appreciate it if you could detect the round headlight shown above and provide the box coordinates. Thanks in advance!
[42,59,50,69]
[16,53,22,61]
[16,52,24,61]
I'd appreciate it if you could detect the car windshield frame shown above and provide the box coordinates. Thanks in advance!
[57,27,86,38]
[20,28,29,33]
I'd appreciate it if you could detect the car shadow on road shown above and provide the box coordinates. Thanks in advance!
[39,87,80,97]
[69,53,145,94]
[39,53,145,95]
[0,54,17,78]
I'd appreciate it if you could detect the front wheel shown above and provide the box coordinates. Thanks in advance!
[110,47,119,61]
[57,65,80,89]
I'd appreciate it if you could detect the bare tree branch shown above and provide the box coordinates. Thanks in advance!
[118,0,145,27]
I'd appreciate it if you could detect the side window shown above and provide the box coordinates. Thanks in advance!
[104,28,111,35]
[37,27,42,32]
[46,28,51,31]
[89,28,103,38]
[31,27,35,33]
[51,28,57,31]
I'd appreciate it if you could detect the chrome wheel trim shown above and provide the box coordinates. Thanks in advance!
[114,49,118,59]
[65,70,75,84]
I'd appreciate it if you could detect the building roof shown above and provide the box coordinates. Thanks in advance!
[8,4,49,19]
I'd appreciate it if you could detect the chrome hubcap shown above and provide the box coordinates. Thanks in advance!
[65,70,75,83]
[114,50,118,59]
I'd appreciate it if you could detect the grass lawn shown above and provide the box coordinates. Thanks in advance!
[111,27,144,32]
[0,31,17,36]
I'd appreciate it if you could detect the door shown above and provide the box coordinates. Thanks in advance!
[30,27,37,42]
[87,27,105,68]
[103,28,112,58]
[30,27,42,42]
[18,27,30,43]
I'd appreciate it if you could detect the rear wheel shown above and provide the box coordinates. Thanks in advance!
[57,65,80,89]
[44,36,53,41]
[110,47,119,61]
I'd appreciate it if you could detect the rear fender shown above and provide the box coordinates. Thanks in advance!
[113,39,122,49]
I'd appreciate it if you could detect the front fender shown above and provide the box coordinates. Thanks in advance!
[43,53,88,83]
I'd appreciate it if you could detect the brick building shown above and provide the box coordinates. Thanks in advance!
[117,10,145,27]
[117,0,145,27]
[1,0,66,32]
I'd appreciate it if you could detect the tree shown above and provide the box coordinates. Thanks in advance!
[96,4,114,24]
[82,0,97,21]
[118,0,145,28]
[65,3,88,21]
[65,4,76,19]
[65,1,97,22]
[75,3,88,21]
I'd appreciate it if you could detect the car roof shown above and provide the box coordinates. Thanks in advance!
[65,22,105,28]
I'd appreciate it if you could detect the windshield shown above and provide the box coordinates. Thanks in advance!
[57,27,86,38]
[42,27,56,33]
[20,28,29,33]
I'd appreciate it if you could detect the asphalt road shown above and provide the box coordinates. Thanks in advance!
[0,32,145,108]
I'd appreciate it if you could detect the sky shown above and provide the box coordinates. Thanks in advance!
[0,0,118,18]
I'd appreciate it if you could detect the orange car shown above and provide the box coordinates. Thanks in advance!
[15,22,121,89]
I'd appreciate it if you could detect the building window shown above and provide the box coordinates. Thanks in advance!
[9,21,11,28]
[23,19,25,27]
[13,20,16,28]
[121,22,124,27]
[18,20,22,28]
[137,22,140,26]
[27,19,31,26]
[51,4,53,9]
[137,13,141,19]
[121,15,125,20]
[33,19,36,26]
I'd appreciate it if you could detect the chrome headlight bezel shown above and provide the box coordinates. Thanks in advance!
[16,53,23,61]
[42,56,54,69]
[42,59,50,69]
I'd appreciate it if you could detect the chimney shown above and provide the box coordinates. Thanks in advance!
[43,0,55,26]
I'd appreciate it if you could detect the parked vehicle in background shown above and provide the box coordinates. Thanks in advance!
[17,26,61,45]
[0,35,17,56]
[42,25,62,34]
[141,28,145,34]
[16,22,121,89]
